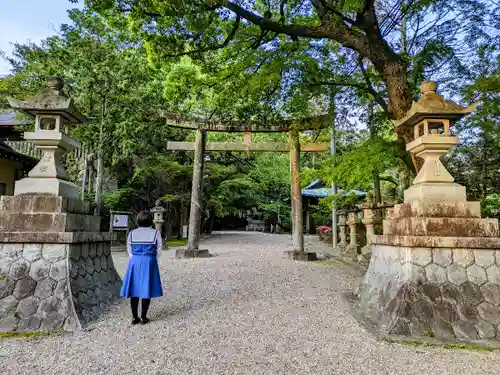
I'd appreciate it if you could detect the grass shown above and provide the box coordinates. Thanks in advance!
[0,329,64,340]
[316,259,346,267]
[382,337,498,352]
[167,239,188,247]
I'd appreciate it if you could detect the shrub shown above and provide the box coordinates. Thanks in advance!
[316,225,332,241]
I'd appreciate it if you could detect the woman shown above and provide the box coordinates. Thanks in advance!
[120,210,163,325]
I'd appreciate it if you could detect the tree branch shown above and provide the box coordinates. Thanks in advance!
[379,175,398,185]
[164,15,241,58]
[279,0,287,23]
[357,56,388,113]
[225,1,327,38]
[224,1,368,52]
[317,0,357,25]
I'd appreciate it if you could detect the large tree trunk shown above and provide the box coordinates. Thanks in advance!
[372,52,420,172]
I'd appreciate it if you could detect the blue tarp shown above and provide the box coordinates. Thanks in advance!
[301,181,366,198]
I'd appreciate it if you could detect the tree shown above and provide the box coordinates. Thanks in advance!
[85,0,497,121]
[445,43,500,206]
[0,9,177,211]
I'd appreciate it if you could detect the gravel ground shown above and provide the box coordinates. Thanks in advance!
[2,231,500,375]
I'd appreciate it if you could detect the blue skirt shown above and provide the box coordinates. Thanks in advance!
[120,255,163,299]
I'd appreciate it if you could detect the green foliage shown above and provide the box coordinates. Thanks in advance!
[314,137,407,192]
[2,0,499,234]
[101,188,135,212]
[482,194,500,220]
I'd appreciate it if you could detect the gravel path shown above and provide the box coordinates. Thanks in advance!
[2,231,500,375]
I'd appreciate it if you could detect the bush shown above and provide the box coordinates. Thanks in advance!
[482,194,500,219]
[316,225,332,241]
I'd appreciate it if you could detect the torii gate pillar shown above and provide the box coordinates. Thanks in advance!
[285,129,317,261]
[176,127,211,258]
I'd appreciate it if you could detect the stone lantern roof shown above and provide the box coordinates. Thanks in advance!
[394,81,477,129]
[7,77,87,124]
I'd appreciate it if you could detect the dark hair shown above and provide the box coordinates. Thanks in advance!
[137,211,153,227]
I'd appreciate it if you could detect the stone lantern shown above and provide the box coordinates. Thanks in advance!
[0,77,121,333]
[7,76,87,198]
[356,81,500,342]
[151,199,166,235]
[395,81,476,203]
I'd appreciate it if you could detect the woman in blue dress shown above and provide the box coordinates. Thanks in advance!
[120,211,163,325]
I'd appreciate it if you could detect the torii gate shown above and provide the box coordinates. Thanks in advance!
[162,112,329,261]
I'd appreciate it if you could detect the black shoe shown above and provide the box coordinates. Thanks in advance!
[140,317,150,325]
[131,318,141,325]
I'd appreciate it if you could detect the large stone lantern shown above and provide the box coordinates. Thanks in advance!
[7,76,86,198]
[356,82,500,342]
[0,77,121,333]
[395,81,477,203]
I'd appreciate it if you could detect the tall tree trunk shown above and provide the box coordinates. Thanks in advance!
[368,101,382,205]
[373,173,381,204]
[330,89,338,248]
[94,101,105,216]
[401,0,408,55]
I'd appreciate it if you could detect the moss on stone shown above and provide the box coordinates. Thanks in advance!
[442,343,496,352]
[167,239,188,247]
[0,275,8,281]
[0,329,64,340]
[401,339,423,347]
[382,336,498,352]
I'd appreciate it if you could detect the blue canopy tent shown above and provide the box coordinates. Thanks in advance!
[301,180,366,199]
[301,180,366,234]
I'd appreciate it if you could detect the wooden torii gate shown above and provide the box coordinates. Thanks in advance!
[162,112,329,261]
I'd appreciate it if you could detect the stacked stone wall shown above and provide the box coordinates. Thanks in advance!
[358,245,500,340]
[0,240,121,332]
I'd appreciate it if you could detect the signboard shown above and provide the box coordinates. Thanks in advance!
[112,214,129,228]
[109,211,132,232]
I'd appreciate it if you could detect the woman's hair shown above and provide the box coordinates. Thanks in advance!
[136,210,154,228]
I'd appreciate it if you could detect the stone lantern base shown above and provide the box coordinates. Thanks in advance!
[175,248,211,259]
[14,178,79,199]
[356,196,500,341]
[0,195,121,332]
[284,250,318,261]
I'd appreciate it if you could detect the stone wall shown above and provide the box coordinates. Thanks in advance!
[358,244,500,340]
[0,195,121,332]
[0,240,121,332]
[69,242,121,325]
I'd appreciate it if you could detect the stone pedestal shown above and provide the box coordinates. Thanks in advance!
[357,197,500,341]
[14,178,79,199]
[361,206,376,260]
[285,251,318,261]
[354,81,497,341]
[337,211,348,251]
[175,248,211,259]
[345,212,358,258]
[0,196,121,332]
